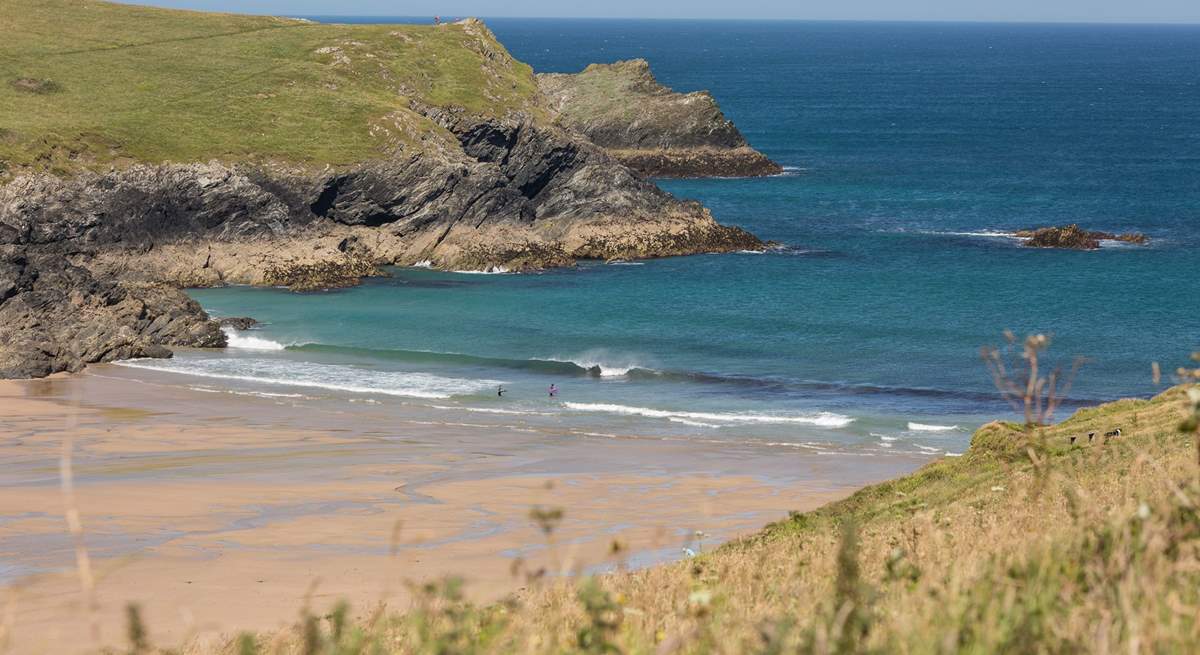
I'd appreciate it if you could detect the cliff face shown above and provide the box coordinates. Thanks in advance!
[538,60,782,178]
[0,3,765,378]
[0,116,760,377]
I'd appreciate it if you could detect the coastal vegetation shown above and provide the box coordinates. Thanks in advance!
[0,0,539,178]
[139,379,1196,654]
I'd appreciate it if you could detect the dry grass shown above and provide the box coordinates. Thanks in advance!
[155,384,1200,655]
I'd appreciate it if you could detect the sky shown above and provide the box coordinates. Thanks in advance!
[118,1,1200,23]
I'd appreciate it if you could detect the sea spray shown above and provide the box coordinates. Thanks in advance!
[221,327,287,351]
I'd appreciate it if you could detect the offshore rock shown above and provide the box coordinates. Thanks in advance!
[1014,225,1149,250]
[217,317,259,330]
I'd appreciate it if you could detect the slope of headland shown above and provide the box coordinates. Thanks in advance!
[232,384,1199,653]
[0,0,765,378]
[539,60,783,178]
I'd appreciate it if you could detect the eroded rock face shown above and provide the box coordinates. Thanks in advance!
[0,115,763,377]
[0,249,224,378]
[1014,225,1149,250]
[538,60,782,178]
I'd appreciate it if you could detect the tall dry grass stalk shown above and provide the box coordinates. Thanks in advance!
[1177,352,1200,467]
[59,385,100,646]
[60,437,99,644]
[981,330,1085,426]
[0,587,15,653]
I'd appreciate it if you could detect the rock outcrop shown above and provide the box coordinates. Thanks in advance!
[0,116,762,377]
[0,250,224,378]
[217,317,259,330]
[538,60,781,178]
[1014,225,1149,250]
[0,6,770,379]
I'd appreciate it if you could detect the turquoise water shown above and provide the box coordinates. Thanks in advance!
[132,20,1199,457]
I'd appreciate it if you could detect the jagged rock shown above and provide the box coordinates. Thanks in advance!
[1014,225,1149,250]
[538,60,781,178]
[217,317,259,330]
[0,95,764,379]
[0,250,224,378]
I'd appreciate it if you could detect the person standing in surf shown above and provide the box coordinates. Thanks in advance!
[548,384,558,397]
[498,385,506,397]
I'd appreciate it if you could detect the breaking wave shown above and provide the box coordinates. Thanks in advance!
[562,402,854,428]
[221,327,287,351]
[907,422,961,432]
[115,357,500,399]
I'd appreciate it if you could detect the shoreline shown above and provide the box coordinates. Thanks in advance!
[0,373,928,654]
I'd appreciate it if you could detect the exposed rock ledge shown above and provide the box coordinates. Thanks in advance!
[538,60,782,178]
[1015,225,1149,250]
[0,117,762,378]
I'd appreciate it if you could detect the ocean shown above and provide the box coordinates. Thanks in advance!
[119,19,1200,458]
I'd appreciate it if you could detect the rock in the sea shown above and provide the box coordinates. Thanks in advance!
[1014,224,1149,250]
[217,317,259,330]
[538,60,782,178]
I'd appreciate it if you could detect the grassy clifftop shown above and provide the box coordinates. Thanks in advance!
[229,384,1200,653]
[0,0,539,177]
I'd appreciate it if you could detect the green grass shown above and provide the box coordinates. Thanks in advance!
[0,0,539,177]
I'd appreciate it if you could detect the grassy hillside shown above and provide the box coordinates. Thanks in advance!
[214,384,1200,654]
[0,0,539,177]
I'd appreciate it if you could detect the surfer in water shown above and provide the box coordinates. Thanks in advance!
[497,385,506,397]
[548,384,558,397]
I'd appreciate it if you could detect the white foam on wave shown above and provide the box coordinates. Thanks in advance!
[907,422,961,432]
[548,351,647,377]
[116,357,500,400]
[452,266,510,275]
[221,327,287,351]
[924,230,1019,239]
[187,385,305,399]
[412,260,434,269]
[563,402,854,428]
[668,417,721,429]
[772,166,807,177]
[870,432,899,442]
[573,361,636,377]
[430,405,552,417]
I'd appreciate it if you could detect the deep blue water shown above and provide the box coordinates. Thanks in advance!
[138,20,1200,456]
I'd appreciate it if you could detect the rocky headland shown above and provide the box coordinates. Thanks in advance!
[1015,224,1149,250]
[0,2,766,377]
[538,60,782,178]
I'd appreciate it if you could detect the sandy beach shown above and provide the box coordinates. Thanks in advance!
[0,370,928,653]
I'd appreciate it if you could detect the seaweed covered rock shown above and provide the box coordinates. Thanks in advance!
[1015,224,1149,250]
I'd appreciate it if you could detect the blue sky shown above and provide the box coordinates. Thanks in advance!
[118,1,1200,22]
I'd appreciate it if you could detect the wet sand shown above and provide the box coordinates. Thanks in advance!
[0,371,930,653]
